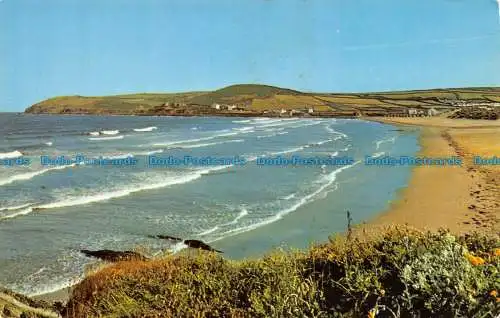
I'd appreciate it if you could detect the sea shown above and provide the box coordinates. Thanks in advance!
[0,113,420,296]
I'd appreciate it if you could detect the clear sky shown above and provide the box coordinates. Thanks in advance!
[1,0,500,111]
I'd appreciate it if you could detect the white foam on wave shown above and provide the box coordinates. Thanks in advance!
[88,131,100,136]
[233,119,251,123]
[281,194,296,200]
[232,126,255,132]
[0,164,76,187]
[263,127,285,132]
[0,207,33,220]
[25,275,84,297]
[210,161,361,241]
[252,118,275,122]
[0,203,31,211]
[135,149,164,156]
[101,130,120,135]
[102,153,135,160]
[88,135,124,141]
[177,139,244,149]
[288,121,324,129]
[245,142,316,162]
[152,130,245,147]
[375,136,396,150]
[325,125,348,138]
[170,242,188,254]
[308,139,332,147]
[44,142,53,146]
[256,134,274,139]
[270,146,306,156]
[35,165,233,211]
[256,130,288,139]
[0,151,23,159]
[153,136,215,147]
[258,121,296,129]
[370,152,386,158]
[134,126,157,132]
[198,207,249,236]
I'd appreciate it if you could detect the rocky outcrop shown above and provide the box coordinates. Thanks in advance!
[79,250,148,262]
[148,235,183,241]
[183,240,223,253]
[151,235,223,253]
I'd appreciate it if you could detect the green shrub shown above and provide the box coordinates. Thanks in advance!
[65,227,499,318]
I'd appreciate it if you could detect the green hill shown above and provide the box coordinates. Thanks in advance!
[24,84,500,116]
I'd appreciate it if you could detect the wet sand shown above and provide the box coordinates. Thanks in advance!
[365,117,499,235]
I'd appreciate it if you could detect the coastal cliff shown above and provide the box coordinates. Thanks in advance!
[24,84,500,118]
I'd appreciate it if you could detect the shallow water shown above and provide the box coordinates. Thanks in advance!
[0,114,419,295]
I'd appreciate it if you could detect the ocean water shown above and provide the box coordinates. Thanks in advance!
[0,113,419,296]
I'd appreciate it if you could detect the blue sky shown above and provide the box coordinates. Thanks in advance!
[1,0,500,111]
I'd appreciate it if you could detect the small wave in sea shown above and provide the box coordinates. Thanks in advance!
[0,151,23,159]
[133,126,157,132]
[101,130,120,135]
[0,164,77,187]
[176,139,244,149]
[375,137,396,150]
[0,207,33,220]
[88,136,124,141]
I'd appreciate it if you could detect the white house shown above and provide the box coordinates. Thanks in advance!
[308,108,314,114]
[280,108,287,114]
[407,108,418,116]
[427,108,439,117]
[212,103,221,110]
[227,105,237,111]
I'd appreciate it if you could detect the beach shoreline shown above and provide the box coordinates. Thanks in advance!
[31,117,500,305]
[362,117,499,235]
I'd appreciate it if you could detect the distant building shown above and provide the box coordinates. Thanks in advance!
[280,108,287,114]
[290,109,304,116]
[308,108,314,114]
[407,108,418,116]
[227,105,237,111]
[212,103,221,110]
[427,108,439,117]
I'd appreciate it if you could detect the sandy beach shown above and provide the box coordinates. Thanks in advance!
[365,117,499,235]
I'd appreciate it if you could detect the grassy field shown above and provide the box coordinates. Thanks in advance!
[60,226,500,318]
[24,84,500,116]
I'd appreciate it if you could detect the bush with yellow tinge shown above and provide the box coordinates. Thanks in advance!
[64,227,499,318]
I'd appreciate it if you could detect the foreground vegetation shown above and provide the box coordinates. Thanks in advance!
[25,84,500,116]
[64,227,499,317]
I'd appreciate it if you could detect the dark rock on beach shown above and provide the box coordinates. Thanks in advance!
[148,234,183,242]
[80,249,148,262]
[150,235,223,253]
[183,240,223,253]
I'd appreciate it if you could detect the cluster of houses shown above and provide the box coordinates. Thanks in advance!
[210,103,246,111]
[156,99,500,119]
[440,100,500,108]
[210,103,318,117]
[385,107,440,118]
[261,107,316,117]
[161,102,187,108]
